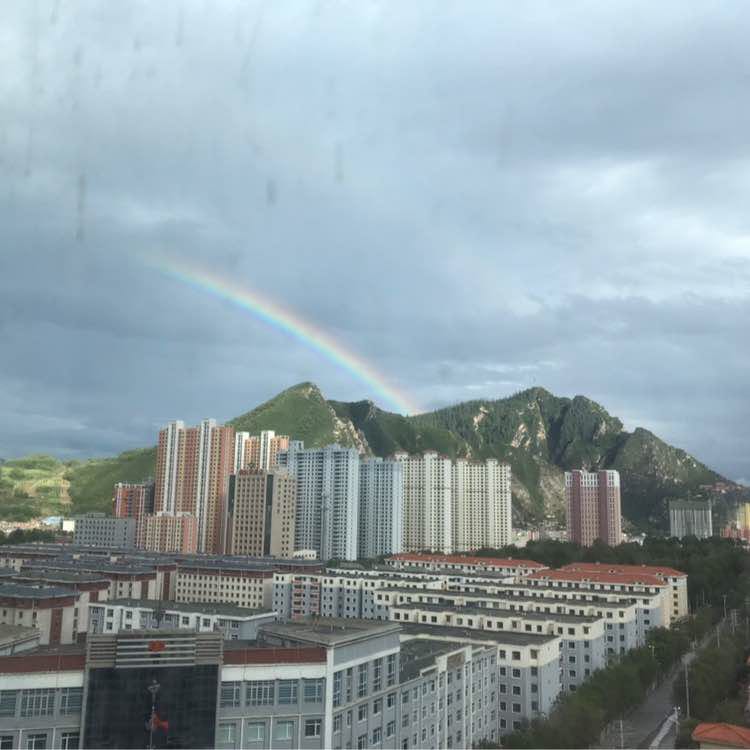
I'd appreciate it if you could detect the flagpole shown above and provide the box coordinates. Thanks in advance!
[147,679,160,750]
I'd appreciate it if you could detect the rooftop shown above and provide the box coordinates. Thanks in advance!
[260,618,401,647]
[0,582,76,599]
[691,722,750,749]
[103,598,274,618]
[527,569,666,587]
[0,624,40,647]
[400,638,469,682]
[392,601,600,624]
[559,562,687,579]
[388,553,546,569]
[400,623,558,648]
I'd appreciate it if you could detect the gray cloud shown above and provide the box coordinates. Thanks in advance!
[0,1,748,481]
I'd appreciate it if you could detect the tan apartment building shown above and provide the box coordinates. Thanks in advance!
[141,512,198,554]
[233,430,290,472]
[227,469,296,557]
[152,418,235,553]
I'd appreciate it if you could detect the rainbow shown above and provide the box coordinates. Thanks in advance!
[148,255,421,415]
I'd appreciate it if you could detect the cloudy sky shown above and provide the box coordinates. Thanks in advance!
[1,1,748,482]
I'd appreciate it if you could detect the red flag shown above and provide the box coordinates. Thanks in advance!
[148,640,166,652]
[149,713,169,732]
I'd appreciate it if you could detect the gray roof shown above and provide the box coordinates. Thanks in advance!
[0,624,40,647]
[260,618,401,647]
[0,582,76,599]
[400,623,558,647]
[399,638,470,682]
[392,601,600,624]
[102,598,274,618]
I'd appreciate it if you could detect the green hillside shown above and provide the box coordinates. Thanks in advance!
[1,382,744,531]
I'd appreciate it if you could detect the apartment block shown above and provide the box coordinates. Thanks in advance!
[174,563,275,610]
[0,583,79,645]
[385,553,546,578]
[227,470,297,557]
[140,512,198,553]
[73,513,136,549]
[359,458,404,559]
[153,418,235,553]
[112,481,155,523]
[669,500,713,540]
[234,430,291,472]
[452,459,512,551]
[565,469,622,547]
[0,618,513,750]
[393,452,452,554]
[277,443,360,561]
[88,599,276,639]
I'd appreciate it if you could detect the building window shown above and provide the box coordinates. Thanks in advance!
[20,690,55,718]
[386,721,395,738]
[333,715,342,734]
[373,658,383,691]
[59,688,83,715]
[358,703,368,722]
[220,682,241,708]
[357,735,367,749]
[358,664,368,697]
[512,703,521,713]
[0,737,13,750]
[304,720,321,738]
[304,679,324,703]
[387,654,397,686]
[374,698,382,715]
[372,727,382,744]
[247,681,274,706]
[0,691,18,718]
[274,721,294,741]
[59,733,79,750]
[246,723,264,742]
[26,736,47,750]
[333,671,343,707]
[387,692,396,709]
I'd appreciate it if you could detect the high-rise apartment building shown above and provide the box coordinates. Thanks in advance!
[566,469,622,547]
[227,469,297,557]
[277,442,360,561]
[141,512,198,553]
[358,457,404,558]
[669,500,713,539]
[233,430,291,472]
[452,458,512,551]
[153,419,235,553]
[112,481,155,522]
[393,452,452,554]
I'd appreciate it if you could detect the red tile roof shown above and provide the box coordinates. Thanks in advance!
[388,553,546,569]
[692,723,750,748]
[560,562,687,578]
[527,568,666,587]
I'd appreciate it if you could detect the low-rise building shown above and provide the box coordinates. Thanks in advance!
[73,513,136,548]
[0,583,79,645]
[0,624,40,655]
[88,599,276,639]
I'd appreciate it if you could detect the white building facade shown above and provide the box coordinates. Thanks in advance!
[393,452,452,554]
[359,458,404,559]
[452,459,512,551]
[277,443,360,561]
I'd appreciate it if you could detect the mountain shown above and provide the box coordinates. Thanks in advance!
[2,382,745,531]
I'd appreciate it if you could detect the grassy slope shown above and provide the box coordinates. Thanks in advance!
[65,447,157,515]
[230,382,342,448]
[0,455,71,520]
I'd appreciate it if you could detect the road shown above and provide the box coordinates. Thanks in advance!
[595,629,717,750]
